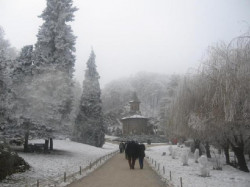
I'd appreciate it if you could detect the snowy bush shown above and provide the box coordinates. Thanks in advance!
[0,142,30,180]
[194,148,199,163]
[198,155,210,177]
[171,148,176,159]
[169,145,173,156]
[181,149,189,166]
[212,150,222,170]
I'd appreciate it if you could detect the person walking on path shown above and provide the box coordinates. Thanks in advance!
[119,142,125,153]
[138,143,146,169]
[125,141,139,169]
[124,141,128,159]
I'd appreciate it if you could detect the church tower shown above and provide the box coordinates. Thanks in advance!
[129,92,141,115]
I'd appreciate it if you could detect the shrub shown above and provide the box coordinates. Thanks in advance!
[0,142,30,180]
[194,148,199,163]
[182,149,189,166]
[198,155,210,177]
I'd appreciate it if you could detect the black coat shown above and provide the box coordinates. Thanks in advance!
[138,144,145,158]
[125,141,139,159]
[119,143,124,149]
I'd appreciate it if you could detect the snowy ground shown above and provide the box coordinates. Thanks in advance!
[0,139,118,187]
[104,135,119,141]
[146,144,250,187]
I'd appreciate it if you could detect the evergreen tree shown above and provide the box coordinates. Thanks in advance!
[34,0,77,76]
[10,45,74,147]
[0,27,16,127]
[0,30,9,126]
[74,50,105,147]
[0,26,17,61]
[0,29,30,178]
[34,0,77,124]
[10,45,36,151]
[11,45,34,122]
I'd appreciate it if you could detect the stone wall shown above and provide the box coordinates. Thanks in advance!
[122,118,149,135]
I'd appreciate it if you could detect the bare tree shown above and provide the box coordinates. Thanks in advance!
[164,34,250,172]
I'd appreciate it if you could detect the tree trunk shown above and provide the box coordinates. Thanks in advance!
[232,145,249,172]
[23,130,29,152]
[205,142,211,158]
[223,145,230,165]
[229,135,249,172]
[49,138,53,150]
[44,139,49,153]
[194,139,202,156]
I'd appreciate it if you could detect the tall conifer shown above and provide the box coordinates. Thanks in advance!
[74,50,105,147]
[34,0,77,76]
[34,0,77,124]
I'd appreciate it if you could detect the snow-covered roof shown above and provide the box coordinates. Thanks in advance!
[121,114,148,120]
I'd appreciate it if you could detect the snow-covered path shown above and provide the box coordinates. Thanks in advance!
[68,153,167,187]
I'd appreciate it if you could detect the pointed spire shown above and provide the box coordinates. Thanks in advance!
[131,92,140,103]
[129,92,141,114]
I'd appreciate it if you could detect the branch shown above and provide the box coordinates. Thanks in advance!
[227,138,235,148]
[233,135,238,144]
[227,35,250,50]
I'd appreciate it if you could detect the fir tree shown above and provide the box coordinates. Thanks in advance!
[34,0,77,124]
[74,50,105,147]
[34,0,77,76]
[11,45,34,121]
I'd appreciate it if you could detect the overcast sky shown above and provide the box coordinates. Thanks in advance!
[0,0,250,86]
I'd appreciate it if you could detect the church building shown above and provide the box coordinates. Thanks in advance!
[121,92,150,135]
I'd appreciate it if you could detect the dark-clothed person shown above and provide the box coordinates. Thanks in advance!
[124,142,128,159]
[125,141,139,169]
[119,142,125,153]
[138,143,146,169]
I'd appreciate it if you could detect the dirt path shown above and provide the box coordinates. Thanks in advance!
[67,153,167,187]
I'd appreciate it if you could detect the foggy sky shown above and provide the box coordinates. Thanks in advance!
[0,0,250,87]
